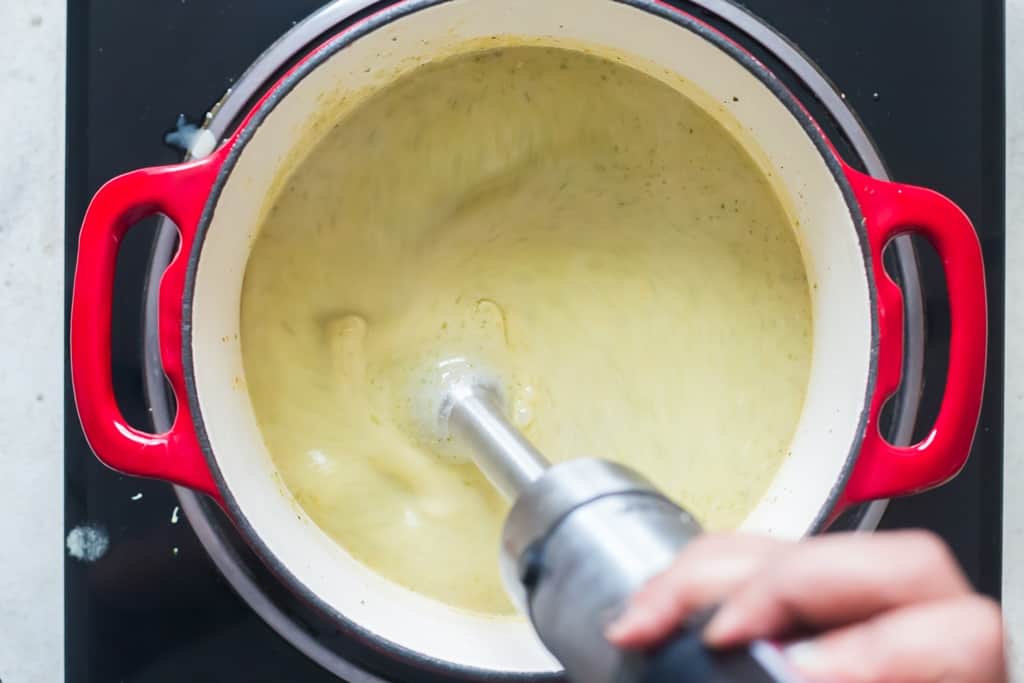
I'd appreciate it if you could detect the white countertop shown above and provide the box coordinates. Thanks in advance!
[1003,0,1024,674]
[0,1,1019,681]
[0,0,65,681]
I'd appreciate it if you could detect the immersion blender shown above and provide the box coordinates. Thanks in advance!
[419,359,805,683]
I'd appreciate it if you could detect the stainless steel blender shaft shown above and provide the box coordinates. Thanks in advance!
[441,378,799,683]
[446,384,549,501]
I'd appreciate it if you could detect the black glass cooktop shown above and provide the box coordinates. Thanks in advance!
[64,1,1005,681]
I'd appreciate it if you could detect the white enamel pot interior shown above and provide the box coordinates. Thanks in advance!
[185,0,875,676]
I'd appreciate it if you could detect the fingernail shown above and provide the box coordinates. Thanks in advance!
[606,606,655,643]
[604,608,647,643]
[783,640,824,674]
[702,605,743,645]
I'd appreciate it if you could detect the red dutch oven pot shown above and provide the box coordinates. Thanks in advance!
[70,0,987,677]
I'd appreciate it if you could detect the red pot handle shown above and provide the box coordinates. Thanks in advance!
[839,166,987,506]
[70,152,227,500]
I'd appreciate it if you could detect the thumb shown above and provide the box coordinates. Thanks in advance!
[782,596,1006,683]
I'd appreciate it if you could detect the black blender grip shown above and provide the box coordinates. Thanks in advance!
[633,631,804,683]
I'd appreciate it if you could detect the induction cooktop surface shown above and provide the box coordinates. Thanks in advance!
[64,2,1004,681]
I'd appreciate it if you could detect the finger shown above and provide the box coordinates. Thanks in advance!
[784,595,1006,683]
[606,534,786,648]
[704,531,972,647]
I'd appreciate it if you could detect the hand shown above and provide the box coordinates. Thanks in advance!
[605,531,1006,683]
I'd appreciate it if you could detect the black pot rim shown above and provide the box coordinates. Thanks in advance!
[180,0,878,678]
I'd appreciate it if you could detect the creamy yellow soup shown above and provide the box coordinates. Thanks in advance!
[240,46,812,616]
